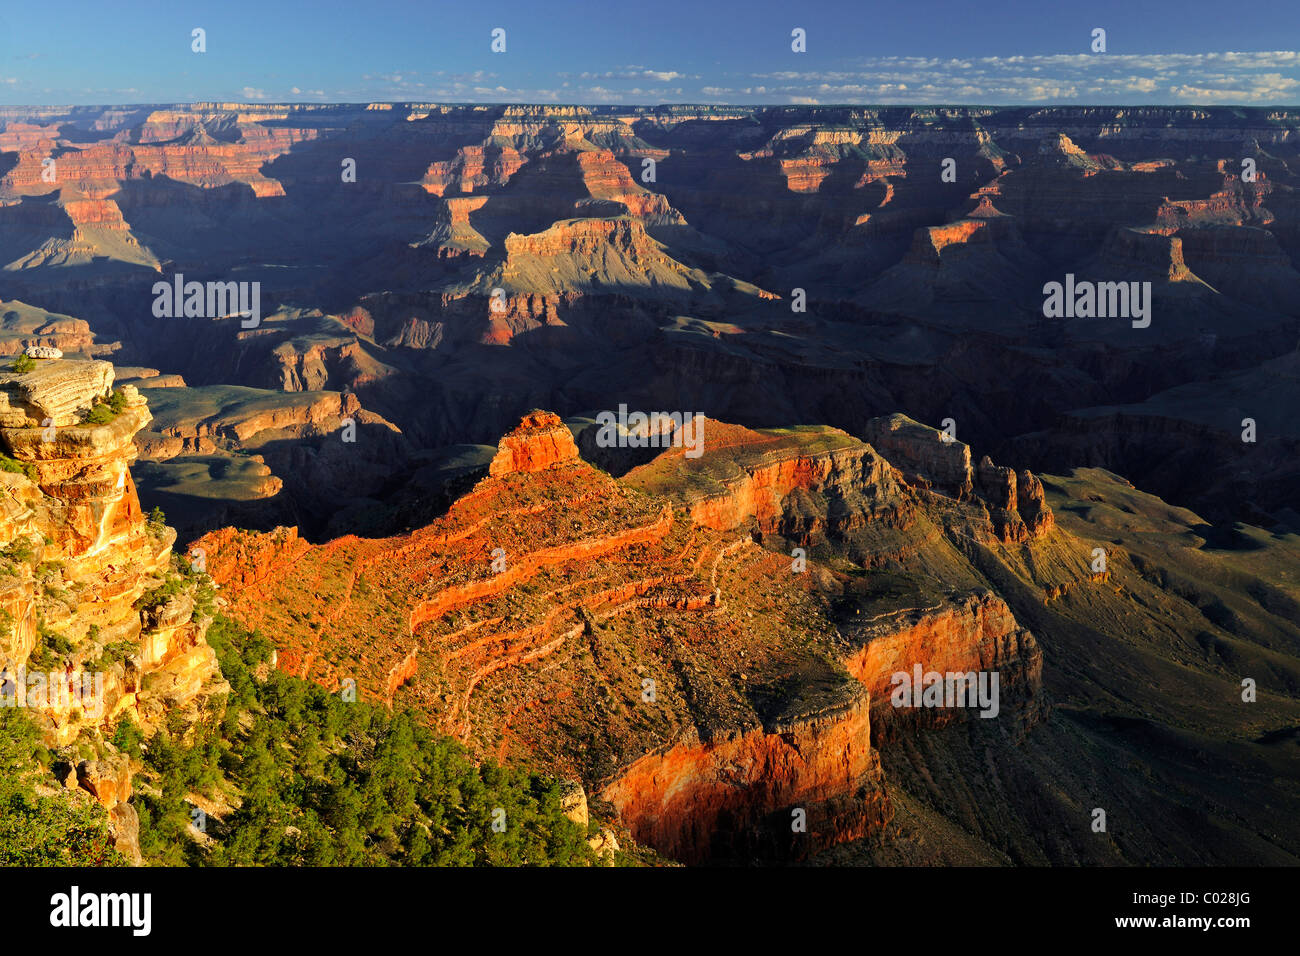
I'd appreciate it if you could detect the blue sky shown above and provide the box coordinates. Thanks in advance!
[2,0,1298,105]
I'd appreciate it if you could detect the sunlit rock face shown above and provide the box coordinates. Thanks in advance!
[194,410,1065,863]
[0,358,224,769]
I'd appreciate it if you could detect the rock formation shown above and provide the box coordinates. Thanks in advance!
[194,410,1076,862]
[5,103,1294,532]
[488,409,580,476]
[0,358,226,860]
[859,414,1054,544]
[864,414,974,499]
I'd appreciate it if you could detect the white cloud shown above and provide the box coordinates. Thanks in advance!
[738,50,1300,104]
[72,48,1291,107]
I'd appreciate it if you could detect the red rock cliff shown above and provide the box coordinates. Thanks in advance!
[600,693,889,863]
[488,410,580,476]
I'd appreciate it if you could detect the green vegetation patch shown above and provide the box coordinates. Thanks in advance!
[0,709,126,866]
[0,453,39,483]
[133,615,596,867]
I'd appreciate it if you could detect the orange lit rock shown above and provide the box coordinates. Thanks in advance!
[601,693,889,863]
[488,410,580,476]
[842,591,1044,741]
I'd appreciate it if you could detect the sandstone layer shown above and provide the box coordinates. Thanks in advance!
[0,359,226,860]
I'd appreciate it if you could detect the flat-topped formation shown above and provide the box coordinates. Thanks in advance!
[864,413,974,498]
[0,357,114,427]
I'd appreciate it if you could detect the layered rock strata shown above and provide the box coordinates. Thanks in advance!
[0,359,225,860]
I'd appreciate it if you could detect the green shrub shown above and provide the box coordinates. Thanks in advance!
[10,353,35,374]
[89,639,135,672]
[0,710,126,866]
[80,389,130,425]
[28,624,73,670]
[1,539,35,565]
[110,715,145,761]
[147,506,167,536]
[0,454,38,483]
[82,403,116,425]
[136,574,187,612]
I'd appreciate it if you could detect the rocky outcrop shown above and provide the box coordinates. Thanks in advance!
[1171,226,1300,307]
[904,214,1022,267]
[0,358,225,863]
[0,358,114,427]
[0,369,152,574]
[975,456,1055,542]
[1014,469,1055,538]
[623,420,907,546]
[841,591,1045,741]
[417,196,491,258]
[195,412,906,862]
[488,410,580,476]
[558,779,622,863]
[864,413,973,499]
[141,386,366,447]
[1037,133,1102,171]
[0,410,220,716]
[600,692,889,863]
[1152,166,1272,233]
[574,149,684,224]
[423,144,527,197]
[0,120,310,196]
[193,525,311,599]
[0,303,103,357]
[74,755,134,810]
[503,217,676,264]
[1093,227,1208,285]
[863,414,1054,543]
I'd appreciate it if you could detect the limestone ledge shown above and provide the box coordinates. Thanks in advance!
[0,358,116,428]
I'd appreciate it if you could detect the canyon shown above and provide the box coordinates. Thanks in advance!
[194,409,1300,864]
[0,104,1296,537]
[0,103,1296,865]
